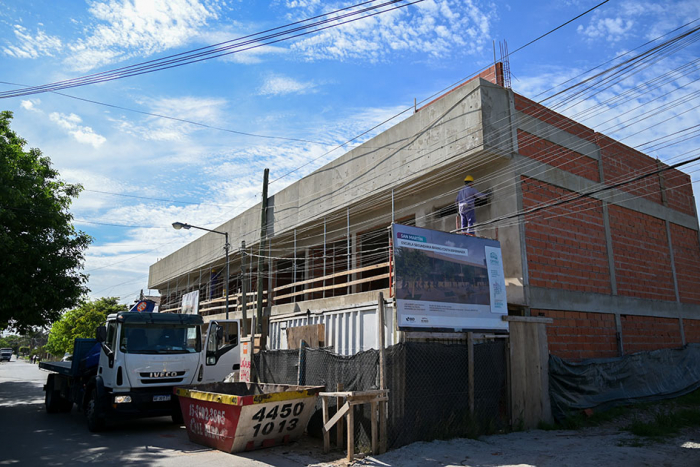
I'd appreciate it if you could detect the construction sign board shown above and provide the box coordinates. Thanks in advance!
[392,224,508,332]
[181,290,200,315]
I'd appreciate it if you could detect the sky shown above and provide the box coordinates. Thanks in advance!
[1,0,700,305]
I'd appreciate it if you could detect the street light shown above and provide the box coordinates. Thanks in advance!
[172,222,230,319]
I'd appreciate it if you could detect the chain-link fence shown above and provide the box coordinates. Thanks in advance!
[253,339,508,453]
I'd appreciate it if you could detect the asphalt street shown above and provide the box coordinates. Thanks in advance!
[0,357,334,466]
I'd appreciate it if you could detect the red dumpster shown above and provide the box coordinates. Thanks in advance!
[175,382,324,453]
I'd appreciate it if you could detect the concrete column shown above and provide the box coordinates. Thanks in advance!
[351,233,359,294]
[347,208,351,295]
[513,171,530,315]
[304,247,311,302]
[293,229,297,304]
[679,317,687,346]
[665,220,686,346]
[657,158,668,206]
[597,142,617,297]
[665,221,681,304]
[615,313,624,356]
[602,203,618,296]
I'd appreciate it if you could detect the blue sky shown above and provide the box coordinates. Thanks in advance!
[1,0,699,304]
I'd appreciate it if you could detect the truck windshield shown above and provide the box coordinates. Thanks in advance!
[119,324,201,354]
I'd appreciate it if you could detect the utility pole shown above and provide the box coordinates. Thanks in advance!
[256,168,269,336]
[241,240,248,336]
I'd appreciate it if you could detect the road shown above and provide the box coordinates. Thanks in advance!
[0,357,336,466]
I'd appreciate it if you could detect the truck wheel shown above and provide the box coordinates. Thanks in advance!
[58,398,73,413]
[171,407,184,425]
[45,374,62,414]
[86,388,106,432]
[171,395,184,425]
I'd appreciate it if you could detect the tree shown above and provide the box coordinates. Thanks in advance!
[394,248,430,298]
[45,297,127,357]
[0,111,92,332]
[0,334,23,354]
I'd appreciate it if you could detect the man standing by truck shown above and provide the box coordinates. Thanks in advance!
[456,175,490,235]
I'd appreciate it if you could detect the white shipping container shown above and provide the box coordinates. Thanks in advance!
[268,301,396,356]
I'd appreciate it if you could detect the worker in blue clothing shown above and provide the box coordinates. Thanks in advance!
[456,175,489,235]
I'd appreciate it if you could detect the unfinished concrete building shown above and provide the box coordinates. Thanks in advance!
[148,65,700,360]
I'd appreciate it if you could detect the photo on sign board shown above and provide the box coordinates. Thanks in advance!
[392,223,508,332]
[394,247,489,306]
[181,290,200,315]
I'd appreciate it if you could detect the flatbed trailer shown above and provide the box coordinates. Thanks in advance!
[39,338,98,414]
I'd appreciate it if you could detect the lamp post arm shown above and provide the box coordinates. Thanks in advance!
[187,224,228,237]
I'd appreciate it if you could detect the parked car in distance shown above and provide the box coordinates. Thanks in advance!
[61,353,72,362]
[1,348,13,362]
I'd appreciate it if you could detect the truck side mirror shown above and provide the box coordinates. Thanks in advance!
[96,326,107,343]
[216,326,224,341]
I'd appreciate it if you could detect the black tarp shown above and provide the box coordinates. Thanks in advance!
[549,343,700,421]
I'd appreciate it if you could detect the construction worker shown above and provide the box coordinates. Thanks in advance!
[456,175,489,235]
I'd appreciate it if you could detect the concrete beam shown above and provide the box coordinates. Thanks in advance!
[514,154,698,230]
[528,286,700,320]
[516,111,600,160]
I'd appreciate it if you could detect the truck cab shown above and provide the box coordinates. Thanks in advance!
[86,311,241,430]
[0,348,12,362]
[40,304,241,432]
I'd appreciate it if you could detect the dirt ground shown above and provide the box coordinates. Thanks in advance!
[297,423,700,467]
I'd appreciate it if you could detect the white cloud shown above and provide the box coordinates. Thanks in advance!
[2,25,62,59]
[576,1,700,44]
[112,95,227,142]
[20,99,41,111]
[287,0,493,62]
[259,75,317,96]
[49,112,107,147]
[66,0,222,72]
[577,17,634,42]
[219,45,288,64]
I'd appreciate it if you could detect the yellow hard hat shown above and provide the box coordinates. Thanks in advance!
[464,175,474,182]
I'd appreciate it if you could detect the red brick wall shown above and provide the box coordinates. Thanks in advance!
[517,130,599,182]
[514,93,596,143]
[608,205,675,301]
[621,315,682,354]
[522,177,611,294]
[597,134,663,205]
[535,309,618,361]
[417,63,503,112]
[471,62,504,86]
[663,167,695,216]
[671,223,700,304]
[685,319,700,344]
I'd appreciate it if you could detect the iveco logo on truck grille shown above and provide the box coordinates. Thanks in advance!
[143,371,179,378]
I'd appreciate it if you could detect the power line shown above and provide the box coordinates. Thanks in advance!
[0,83,330,145]
[468,152,700,232]
[269,0,613,185]
[0,0,422,99]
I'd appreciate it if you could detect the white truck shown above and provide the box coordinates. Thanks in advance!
[40,303,241,432]
[0,348,12,362]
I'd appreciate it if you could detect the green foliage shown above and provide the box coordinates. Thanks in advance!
[624,408,700,440]
[545,389,700,447]
[0,334,24,354]
[394,247,430,297]
[45,298,127,356]
[0,111,92,332]
[18,346,29,356]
